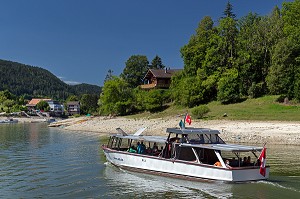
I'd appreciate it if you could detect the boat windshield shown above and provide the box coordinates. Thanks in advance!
[188,133,225,144]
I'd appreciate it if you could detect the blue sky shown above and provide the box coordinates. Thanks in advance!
[0,0,291,86]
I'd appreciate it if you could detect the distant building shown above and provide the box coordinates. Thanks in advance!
[47,100,64,116]
[67,101,80,115]
[26,98,64,117]
[140,68,182,89]
[26,98,52,111]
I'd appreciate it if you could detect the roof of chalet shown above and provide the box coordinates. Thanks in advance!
[26,98,52,106]
[143,68,182,80]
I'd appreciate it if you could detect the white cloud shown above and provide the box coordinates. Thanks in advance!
[64,80,82,85]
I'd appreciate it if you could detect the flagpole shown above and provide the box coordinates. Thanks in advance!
[183,113,187,126]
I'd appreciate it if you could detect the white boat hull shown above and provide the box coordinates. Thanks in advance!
[103,148,269,182]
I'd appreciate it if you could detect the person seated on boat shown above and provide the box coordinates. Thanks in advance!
[146,146,152,154]
[137,141,146,154]
[243,157,247,166]
[214,161,222,167]
[246,156,251,166]
[231,157,238,167]
[152,142,159,154]
[256,159,261,166]
[180,134,189,143]
[225,160,232,168]
[127,145,137,153]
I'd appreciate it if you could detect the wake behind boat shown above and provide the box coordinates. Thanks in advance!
[102,125,269,182]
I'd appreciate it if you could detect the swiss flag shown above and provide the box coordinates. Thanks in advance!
[258,147,267,177]
[185,114,192,125]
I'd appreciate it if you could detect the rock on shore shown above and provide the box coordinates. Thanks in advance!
[63,116,300,145]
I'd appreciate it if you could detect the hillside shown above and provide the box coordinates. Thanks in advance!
[0,59,101,99]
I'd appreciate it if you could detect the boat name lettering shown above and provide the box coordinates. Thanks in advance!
[113,157,124,161]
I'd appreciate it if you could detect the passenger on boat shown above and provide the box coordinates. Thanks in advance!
[231,157,238,167]
[152,142,159,154]
[137,141,146,154]
[243,157,247,166]
[127,145,137,153]
[246,156,251,166]
[145,146,151,154]
[214,161,222,167]
[225,160,232,168]
[180,134,189,143]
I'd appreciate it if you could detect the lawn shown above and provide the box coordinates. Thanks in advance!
[206,95,300,121]
[127,95,300,121]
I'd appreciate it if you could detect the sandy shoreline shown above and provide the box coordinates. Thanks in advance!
[3,116,300,145]
[63,116,300,145]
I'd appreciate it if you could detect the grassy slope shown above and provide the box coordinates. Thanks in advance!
[207,95,300,121]
[127,95,300,121]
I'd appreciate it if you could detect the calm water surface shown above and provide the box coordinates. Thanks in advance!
[0,123,299,198]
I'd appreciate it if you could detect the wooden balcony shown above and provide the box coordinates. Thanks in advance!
[140,83,156,89]
[140,83,170,89]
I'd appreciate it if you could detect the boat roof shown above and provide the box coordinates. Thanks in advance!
[180,143,263,152]
[112,134,167,143]
[111,133,263,152]
[166,127,220,135]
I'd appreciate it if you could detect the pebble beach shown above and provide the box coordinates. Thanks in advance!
[63,116,300,145]
[3,116,300,145]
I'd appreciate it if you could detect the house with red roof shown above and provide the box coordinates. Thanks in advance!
[26,98,52,111]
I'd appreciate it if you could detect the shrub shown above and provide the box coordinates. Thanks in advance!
[191,105,210,119]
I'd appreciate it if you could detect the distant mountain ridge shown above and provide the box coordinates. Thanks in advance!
[0,59,101,99]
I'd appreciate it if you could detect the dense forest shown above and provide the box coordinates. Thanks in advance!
[0,59,101,99]
[98,0,300,116]
[172,0,300,106]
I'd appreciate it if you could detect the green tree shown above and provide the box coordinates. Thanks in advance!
[143,89,167,112]
[181,16,215,77]
[3,99,15,113]
[217,68,240,104]
[281,0,300,99]
[150,55,165,69]
[222,1,236,19]
[218,17,238,69]
[66,95,78,102]
[36,100,50,111]
[80,94,98,114]
[104,69,114,83]
[120,55,149,88]
[98,76,133,115]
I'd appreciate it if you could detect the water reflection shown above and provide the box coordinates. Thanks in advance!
[103,162,233,198]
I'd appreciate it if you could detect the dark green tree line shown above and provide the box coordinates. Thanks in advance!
[172,0,300,105]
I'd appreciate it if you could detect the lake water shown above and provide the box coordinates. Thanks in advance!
[0,123,300,198]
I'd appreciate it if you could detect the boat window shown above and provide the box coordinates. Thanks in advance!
[193,148,219,165]
[176,146,196,161]
[187,134,225,144]
[112,137,120,149]
[108,136,116,148]
[220,151,258,167]
[209,134,225,144]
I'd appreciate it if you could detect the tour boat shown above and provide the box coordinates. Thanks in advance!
[102,127,269,182]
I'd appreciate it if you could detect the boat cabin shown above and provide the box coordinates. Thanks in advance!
[105,127,263,169]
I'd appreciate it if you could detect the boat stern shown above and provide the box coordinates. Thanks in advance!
[231,167,270,182]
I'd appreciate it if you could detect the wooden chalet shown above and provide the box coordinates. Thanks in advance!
[141,68,181,89]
